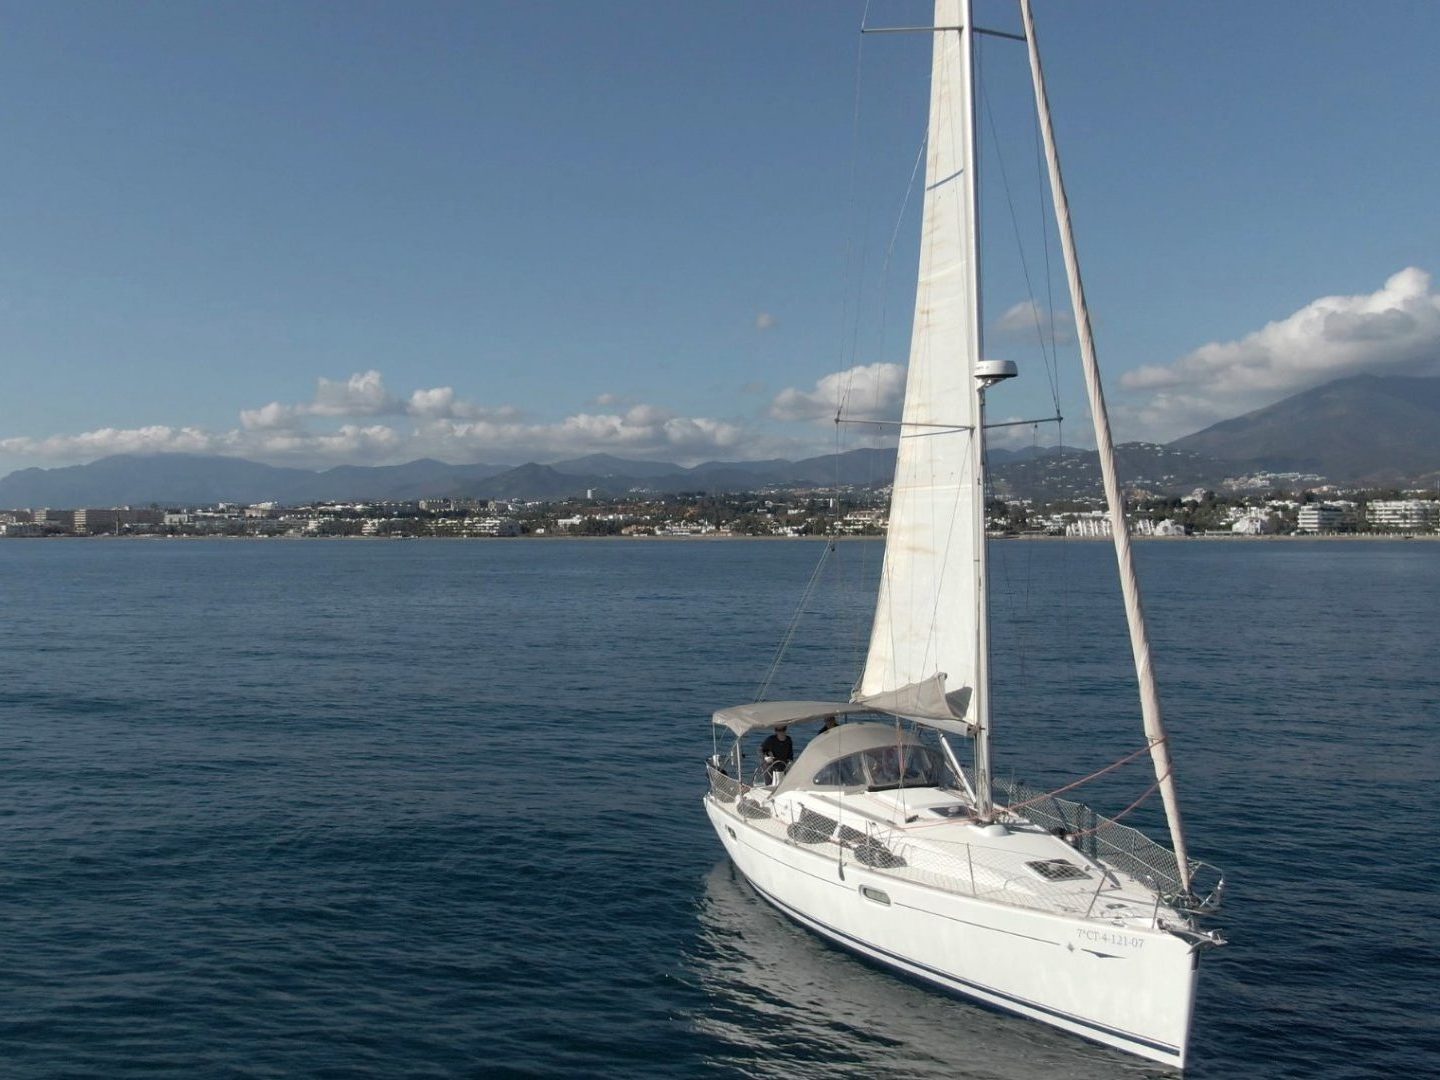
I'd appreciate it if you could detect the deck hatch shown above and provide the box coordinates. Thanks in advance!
[1026,859,1091,882]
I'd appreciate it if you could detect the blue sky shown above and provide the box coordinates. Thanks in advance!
[1,0,1437,475]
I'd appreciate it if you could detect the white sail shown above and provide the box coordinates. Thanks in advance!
[859,0,982,713]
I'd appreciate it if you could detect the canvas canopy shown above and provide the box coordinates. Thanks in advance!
[711,674,974,737]
[711,700,871,737]
[855,674,974,737]
[771,722,930,798]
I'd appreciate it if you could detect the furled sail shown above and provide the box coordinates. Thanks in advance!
[859,0,981,716]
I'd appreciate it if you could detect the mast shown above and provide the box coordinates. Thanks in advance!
[1019,0,1192,890]
[958,0,995,820]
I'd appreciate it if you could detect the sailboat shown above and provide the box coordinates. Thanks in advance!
[702,0,1225,1070]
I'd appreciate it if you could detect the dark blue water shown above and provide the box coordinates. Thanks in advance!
[1,538,1435,1078]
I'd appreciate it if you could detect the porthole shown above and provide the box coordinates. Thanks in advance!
[860,885,891,906]
[726,826,737,839]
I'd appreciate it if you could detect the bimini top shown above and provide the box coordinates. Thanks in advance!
[711,673,974,737]
[710,699,871,736]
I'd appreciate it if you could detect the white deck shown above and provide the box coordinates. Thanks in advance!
[722,782,1184,930]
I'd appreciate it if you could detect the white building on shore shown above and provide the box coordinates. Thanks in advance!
[1297,503,1347,533]
[1230,511,1275,535]
[1064,513,1111,537]
[1367,500,1439,531]
[1064,514,1176,538]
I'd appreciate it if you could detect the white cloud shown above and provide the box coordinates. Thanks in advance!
[1119,267,1440,438]
[247,424,405,461]
[240,370,403,431]
[755,312,777,331]
[0,423,408,466]
[409,405,754,463]
[311,370,402,417]
[407,386,457,417]
[993,300,1076,346]
[770,362,906,422]
[0,370,817,471]
[404,385,516,421]
[0,425,237,459]
[239,402,303,431]
[241,373,524,433]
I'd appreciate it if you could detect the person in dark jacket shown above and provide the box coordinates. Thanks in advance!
[760,725,794,779]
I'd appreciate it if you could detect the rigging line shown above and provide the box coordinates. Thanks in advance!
[837,0,884,691]
[834,0,872,420]
[842,423,870,682]
[980,75,1060,410]
[837,176,915,423]
[833,418,873,684]
[840,417,972,431]
[753,537,837,703]
[870,132,928,389]
[904,737,1169,836]
[1019,422,1038,680]
[1004,738,1165,814]
[831,415,860,681]
[840,23,922,428]
[984,414,1061,430]
[895,720,911,821]
[1067,770,1167,839]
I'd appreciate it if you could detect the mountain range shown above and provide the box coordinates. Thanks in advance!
[1170,373,1440,485]
[0,447,921,507]
[2,374,1436,507]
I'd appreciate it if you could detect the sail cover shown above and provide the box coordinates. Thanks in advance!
[855,674,972,735]
[712,676,972,737]
[712,700,871,736]
[859,0,982,720]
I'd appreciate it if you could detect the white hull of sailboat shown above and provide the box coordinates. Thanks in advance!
[705,797,1198,1070]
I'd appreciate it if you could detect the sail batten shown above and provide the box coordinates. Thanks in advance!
[859,0,980,718]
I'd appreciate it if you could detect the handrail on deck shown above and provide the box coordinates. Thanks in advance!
[996,779,1225,913]
[706,763,1225,921]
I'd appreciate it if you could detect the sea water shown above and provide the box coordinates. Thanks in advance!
[0,538,1435,1078]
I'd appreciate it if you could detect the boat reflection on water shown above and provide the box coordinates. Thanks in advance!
[688,862,1157,1079]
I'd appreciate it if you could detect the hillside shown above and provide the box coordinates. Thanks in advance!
[5,373,1438,506]
[1171,374,1440,485]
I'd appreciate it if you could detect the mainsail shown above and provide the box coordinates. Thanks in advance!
[859,0,982,718]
